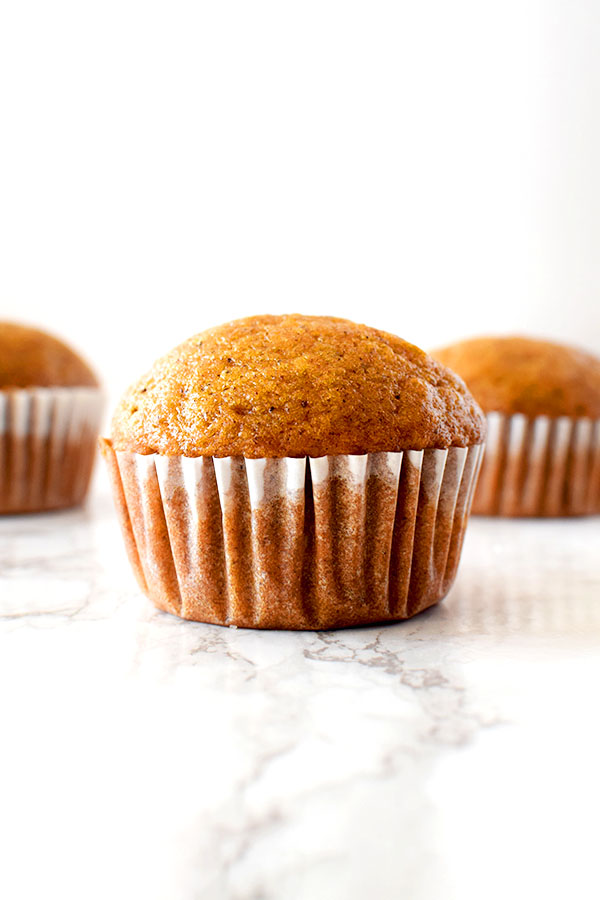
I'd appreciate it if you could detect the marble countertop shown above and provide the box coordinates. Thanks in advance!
[1,484,599,900]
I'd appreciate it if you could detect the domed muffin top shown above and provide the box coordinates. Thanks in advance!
[433,335,600,418]
[111,314,485,458]
[0,322,98,389]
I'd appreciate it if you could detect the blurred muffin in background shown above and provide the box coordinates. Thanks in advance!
[433,335,600,516]
[0,322,103,513]
[101,313,485,629]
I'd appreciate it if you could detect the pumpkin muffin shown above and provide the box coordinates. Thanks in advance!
[434,335,600,516]
[102,314,486,629]
[0,322,103,513]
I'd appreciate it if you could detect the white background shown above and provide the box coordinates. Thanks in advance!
[1,0,599,407]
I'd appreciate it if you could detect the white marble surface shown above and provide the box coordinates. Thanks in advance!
[0,484,599,900]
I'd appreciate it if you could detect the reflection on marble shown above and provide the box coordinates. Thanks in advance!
[0,489,599,900]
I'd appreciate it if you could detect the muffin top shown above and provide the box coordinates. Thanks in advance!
[0,322,98,389]
[433,335,600,418]
[111,314,485,458]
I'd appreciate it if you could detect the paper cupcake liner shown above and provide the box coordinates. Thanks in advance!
[472,412,600,517]
[101,439,484,630]
[0,387,103,514]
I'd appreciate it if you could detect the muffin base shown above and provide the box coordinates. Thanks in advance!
[101,440,483,630]
[473,412,600,517]
[0,388,103,514]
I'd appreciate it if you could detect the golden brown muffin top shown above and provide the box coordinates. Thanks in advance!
[111,314,485,458]
[0,322,99,388]
[433,335,600,418]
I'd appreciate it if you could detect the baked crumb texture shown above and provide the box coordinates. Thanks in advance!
[473,412,600,516]
[0,388,103,513]
[100,439,484,629]
[111,315,485,459]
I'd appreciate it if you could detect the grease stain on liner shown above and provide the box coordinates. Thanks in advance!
[474,411,600,516]
[0,387,103,513]
[101,440,484,630]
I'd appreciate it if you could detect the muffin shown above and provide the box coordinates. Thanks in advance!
[101,314,485,629]
[0,322,103,513]
[433,335,600,516]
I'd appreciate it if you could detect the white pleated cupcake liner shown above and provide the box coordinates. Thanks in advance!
[0,387,103,513]
[101,439,484,630]
[472,412,600,517]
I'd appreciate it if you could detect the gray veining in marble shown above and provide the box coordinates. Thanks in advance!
[0,487,598,900]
